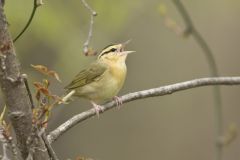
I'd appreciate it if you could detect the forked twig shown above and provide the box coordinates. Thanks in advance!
[42,131,59,160]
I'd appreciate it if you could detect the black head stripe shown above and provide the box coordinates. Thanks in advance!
[99,46,117,58]
[102,44,116,51]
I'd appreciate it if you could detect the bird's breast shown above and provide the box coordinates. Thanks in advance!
[93,62,127,103]
[108,61,127,88]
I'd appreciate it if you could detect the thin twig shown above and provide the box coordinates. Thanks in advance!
[13,0,43,42]
[171,1,222,160]
[81,0,97,55]
[81,0,97,16]
[171,0,218,76]
[22,74,35,109]
[41,131,59,160]
[47,76,240,144]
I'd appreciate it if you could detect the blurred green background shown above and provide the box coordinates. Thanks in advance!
[4,0,240,159]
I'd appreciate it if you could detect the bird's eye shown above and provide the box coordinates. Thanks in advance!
[110,48,117,52]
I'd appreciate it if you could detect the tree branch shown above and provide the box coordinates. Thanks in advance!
[42,131,59,160]
[48,76,240,144]
[0,3,32,159]
[0,2,50,160]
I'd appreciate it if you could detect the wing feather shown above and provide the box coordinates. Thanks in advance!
[64,62,108,90]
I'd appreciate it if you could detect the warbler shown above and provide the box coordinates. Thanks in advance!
[64,42,134,116]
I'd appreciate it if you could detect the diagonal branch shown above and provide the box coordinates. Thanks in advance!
[42,131,59,160]
[47,76,240,144]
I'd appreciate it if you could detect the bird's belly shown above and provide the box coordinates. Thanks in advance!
[75,74,124,103]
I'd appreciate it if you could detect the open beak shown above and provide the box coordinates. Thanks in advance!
[119,39,132,51]
[122,39,132,47]
[119,40,134,56]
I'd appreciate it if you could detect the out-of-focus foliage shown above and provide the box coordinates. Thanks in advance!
[3,0,240,160]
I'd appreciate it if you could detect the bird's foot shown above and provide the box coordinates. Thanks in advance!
[113,96,123,109]
[91,101,104,118]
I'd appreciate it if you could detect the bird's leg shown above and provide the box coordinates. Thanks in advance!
[113,96,123,109]
[90,101,104,118]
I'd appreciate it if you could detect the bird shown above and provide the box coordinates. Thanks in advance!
[64,42,134,116]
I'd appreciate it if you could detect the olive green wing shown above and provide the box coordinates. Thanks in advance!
[64,62,108,90]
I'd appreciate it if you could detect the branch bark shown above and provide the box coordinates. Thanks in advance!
[0,2,50,160]
[48,76,240,144]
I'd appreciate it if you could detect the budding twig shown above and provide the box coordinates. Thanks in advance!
[81,0,97,55]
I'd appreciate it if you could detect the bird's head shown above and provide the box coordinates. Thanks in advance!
[98,42,134,63]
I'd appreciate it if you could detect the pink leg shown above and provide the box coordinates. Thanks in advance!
[91,101,104,118]
[113,96,123,109]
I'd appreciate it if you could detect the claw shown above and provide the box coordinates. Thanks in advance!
[113,96,123,109]
[91,101,104,118]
